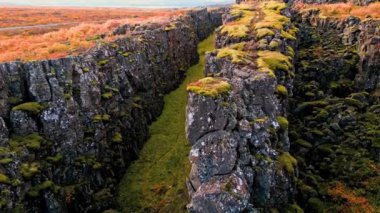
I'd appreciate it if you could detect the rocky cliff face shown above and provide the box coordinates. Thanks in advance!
[186,2,300,212]
[298,8,380,95]
[289,6,380,211]
[0,8,223,212]
[186,0,380,212]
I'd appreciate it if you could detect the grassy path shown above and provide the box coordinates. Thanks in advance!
[117,33,215,212]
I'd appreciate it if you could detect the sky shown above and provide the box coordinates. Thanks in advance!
[0,0,234,8]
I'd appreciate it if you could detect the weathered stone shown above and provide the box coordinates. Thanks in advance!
[186,92,236,145]
[189,131,238,189]
[0,117,8,145]
[188,172,249,213]
[10,111,38,136]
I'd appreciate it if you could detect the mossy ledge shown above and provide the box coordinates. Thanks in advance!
[12,102,44,114]
[187,77,232,98]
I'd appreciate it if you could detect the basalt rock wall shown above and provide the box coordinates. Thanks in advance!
[186,2,300,212]
[186,0,380,212]
[298,9,380,94]
[0,8,223,213]
[289,5,380,211]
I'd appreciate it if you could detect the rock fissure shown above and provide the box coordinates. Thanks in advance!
[0,8,224,212]
[1,1,380,212]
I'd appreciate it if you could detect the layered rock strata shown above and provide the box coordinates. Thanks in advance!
[0,8,223,212]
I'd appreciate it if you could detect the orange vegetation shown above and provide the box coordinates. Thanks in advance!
[0,7,185,28]
[328,182,374,213]
[0,7,186,62]
[294,2,380,20]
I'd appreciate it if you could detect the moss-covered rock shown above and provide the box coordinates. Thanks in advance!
[12,102,44,114]
[279,152,297,174]
[187,77,232,97]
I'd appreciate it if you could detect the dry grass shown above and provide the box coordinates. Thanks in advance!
[294,2,380,20]
[0,7,185,28]
[0,7,186,62]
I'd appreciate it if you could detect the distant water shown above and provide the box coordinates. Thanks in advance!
[0,0,234,8]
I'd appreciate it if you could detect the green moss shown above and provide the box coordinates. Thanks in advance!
[216,46,251,64]
[277,85,288,97]
[0,158,13,165]
[105,85,120,93]
[286,204,304,213]
[102,92,113,99]
[295,139,312,148]
[97,59,109,67]
[47,153,63,163]
[112,132,123,143]
[306,198,325,213]
[187,77,232,97]
[94,188,112,201]
[0,147,8,155]
[64,93,71,100]
[295,100,329,112]
[344,98,367,109]
[117,33,216,213]
[20,163,40,179]
[262,1,287,12]
[221,25,250,38]
[316,144,333,154]
[269,40,280,50]
[288,25,300,37]
[228,4,255,26]
[86,35,102,41]
[254,21,284,30]
[287,46,295,58]
[305,92,315,97]
[278,152,297,174]
[371,138,380,149]
[92,162,102,170]
[10,133,45,151]
[0,173,10,184]
[28,181,54,197]
[258,39,269,49]
[103,210,120,213]
[254,1,289,32]
[257,51,292,73]
[256,28,275,39]
[254,117,269,124]
[122,52,132,57]
[12,102,44,114]
[93,114,111,122]
[165,23,177,31]
[75,155,102,170]
[11,179,21,187]
[83,67,90,73]
[277,116,289,130]
[315,109,329,120]
[281,30,296,40]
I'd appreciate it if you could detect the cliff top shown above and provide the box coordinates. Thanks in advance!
[0,7,188,63]
[294,2,380,20]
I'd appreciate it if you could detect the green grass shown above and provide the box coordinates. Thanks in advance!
[117,33,216,212]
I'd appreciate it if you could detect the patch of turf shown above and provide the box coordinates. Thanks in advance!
[117,33,216,212]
